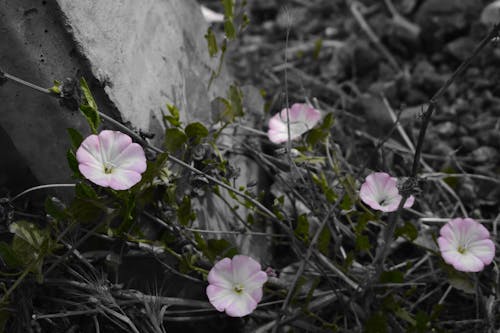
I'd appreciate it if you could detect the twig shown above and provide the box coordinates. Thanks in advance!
[350,1,401,73]
[10,184,76,203]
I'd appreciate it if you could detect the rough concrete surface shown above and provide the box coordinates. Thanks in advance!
[56,0,231,132]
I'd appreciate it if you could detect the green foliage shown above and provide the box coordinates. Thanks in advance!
[306,112,334,146]
[165,104,182,128]
[313,38,323,60]
[79,77,100,133]
[195,234,237,262]
[365,311,388,333]
[395,221,418,241]
[177,196,196,226]
[204,27,218,57]
[48,80,62,95]
[213,84,244,123]
[380,270,404,283]
[317,227,330,254]
[185,122,209,144]
[66,149,80,176]
[8,221,58,281]
[294,214,309,243]
[67,128,84,149]
[165,128,188,153]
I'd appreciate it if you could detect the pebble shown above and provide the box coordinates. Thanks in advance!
[459,136,479,152]
[470,146,498,163]
[434,121,457,137]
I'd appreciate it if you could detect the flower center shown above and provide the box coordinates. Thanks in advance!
[233,283,244,294]
[457,245,467,254]
[103,161,115,174]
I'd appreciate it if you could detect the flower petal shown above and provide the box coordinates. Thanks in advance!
[231,255,263,283]
[113,143,147,173]
[78,164,110,188]
[206,285,235,312]
[451,252,485,272]
[267,103,321,144]
[107,168,142,190]
[224,292,258,317]
[208,257,234,289]
[98,130,132,162]
[244,271,268,292]
[468,239,495,264]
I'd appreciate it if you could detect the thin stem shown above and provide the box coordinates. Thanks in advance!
[2,72,51,94]
[10,184,76,203]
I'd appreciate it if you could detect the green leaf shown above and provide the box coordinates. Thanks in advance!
[49,80,62,95]
[75,182,98,199]
[66,149,80,175]
[313,38,323,60]
[221,0,233,18]
[364,311,388,333]
[294,214,309,243]
[67,128,84,150]
[206,239,237,261]
[448,272,474,294]
[0,242,22,268]
[340,194,353,211]
[0,308,10,333]
[317,227,330,255]
[79,77,98,111]
[9,221,57,278]
[204,27,218,57]
[69,198,104,223]
[355,234,370,251]
[185,122,209,143]
[414,311,430,333]
[224,20,236,40]
[177,196,195,226]
[395,221,418,241]
[164,128,187,153]
[380,270,404,283]
[44,197,67,221]
[228,85,244,118]
[79,78,100,133]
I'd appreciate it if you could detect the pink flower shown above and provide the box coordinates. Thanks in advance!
[206,255,268,317]
[267,103,321,144]
[76,130,147,190]
[359,172,414,212]
[438,218,495,272]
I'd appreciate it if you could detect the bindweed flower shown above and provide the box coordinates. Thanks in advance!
[76,130,147,190]
[438,218,495,272]
[267,103,321,144]
[206,255,268,317]
[359,172,414,212]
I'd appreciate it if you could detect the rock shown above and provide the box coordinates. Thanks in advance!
[446,37,476,61]
[470,146,499,163]
[412,60,447,94]
[434,121,457,137]
[480,0,500,26]
[459,136,479,152]
[415,0,482,51]
[430,141,453,156]
[56,0,230,132]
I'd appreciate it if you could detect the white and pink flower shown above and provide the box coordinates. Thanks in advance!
[359,172,414,212]
[76,130,147,190]
[267,103,321,144]
[438,218,495,272]
[206,255,268,317]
